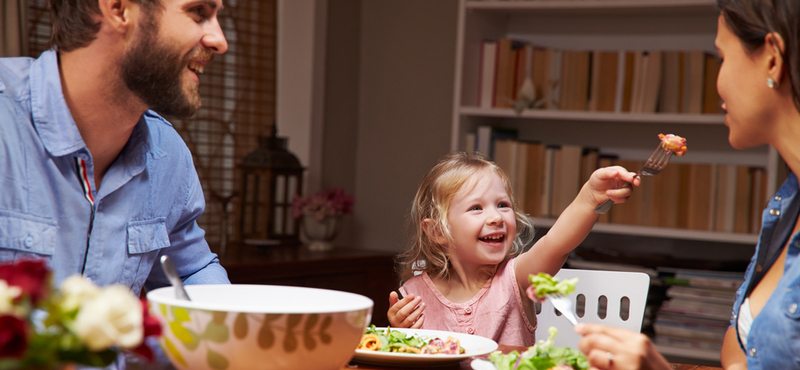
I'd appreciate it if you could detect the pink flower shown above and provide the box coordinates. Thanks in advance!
[291,188,355,221]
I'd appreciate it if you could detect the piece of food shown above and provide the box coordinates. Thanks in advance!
[488,327,588,370]
[658,133,687,156]
[357,325,465,355]
[525,272,578,303]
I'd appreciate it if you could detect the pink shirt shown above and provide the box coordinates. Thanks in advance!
[399,258,537,346]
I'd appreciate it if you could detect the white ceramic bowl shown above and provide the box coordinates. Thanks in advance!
[147,284,373,370]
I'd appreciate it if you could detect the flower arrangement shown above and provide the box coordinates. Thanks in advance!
[291,188,355,222]
[0,259,162,369]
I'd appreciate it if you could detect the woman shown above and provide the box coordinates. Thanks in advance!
[576,0,800,369]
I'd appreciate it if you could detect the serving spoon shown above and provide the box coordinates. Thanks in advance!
[160,255,191,301]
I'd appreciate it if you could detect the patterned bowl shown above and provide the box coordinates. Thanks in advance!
[146,284,373,370]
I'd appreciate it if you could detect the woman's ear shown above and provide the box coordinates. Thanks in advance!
[764,32,786,86]
[422,219,447,245]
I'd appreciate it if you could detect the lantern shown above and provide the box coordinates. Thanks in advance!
[238,131,304,244]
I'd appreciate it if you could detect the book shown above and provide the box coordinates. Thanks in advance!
[550,144,583,216]
[685,163,713,231]
[475,125,518,160]
[478,40,498,108]
[588,51,619,112]
[658,51,682,113]
[620,51,636,112]
[681,50,706,114]
[493,139,519,186]
[531,46,551,108]
[714,164,737,232]
[560,50,591,111]
[546,49,563,110]
[514,142,529,209]
[541,146,559,217]
[650,162,681,228]
[702,53,722,114]
[523,142,546,218]
[494,38,515,108]
[638,50,663,113]
[665,285,737,305]
[733,165,752,233]
[750,167,767,233]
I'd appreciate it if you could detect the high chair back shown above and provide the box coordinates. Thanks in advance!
[534,268,651,348]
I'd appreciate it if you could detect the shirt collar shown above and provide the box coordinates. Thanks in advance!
[29,49,161,161]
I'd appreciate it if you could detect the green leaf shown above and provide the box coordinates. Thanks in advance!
[233,312,249,339]
[170,321,200,350]
[319,316,332,344]
[257,318,275,349]
[212,310,228,325]
[163,337,188,367]
[203,321,230,343]
[206,348,230,370]
[172,307,192,322]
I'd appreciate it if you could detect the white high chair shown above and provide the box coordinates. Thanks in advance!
[534,268,651,348]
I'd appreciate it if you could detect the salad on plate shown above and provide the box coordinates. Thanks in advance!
[473,327,588,370]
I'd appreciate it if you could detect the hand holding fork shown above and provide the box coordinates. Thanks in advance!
[594,143,674,214]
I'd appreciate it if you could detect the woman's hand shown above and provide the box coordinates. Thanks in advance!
[584,166,641,208]
[575,323,671,370]
[387,291,425,329]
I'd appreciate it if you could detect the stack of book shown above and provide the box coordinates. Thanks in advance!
[653,269,743,355]
[466,128,770,233]
[476,39,722,114]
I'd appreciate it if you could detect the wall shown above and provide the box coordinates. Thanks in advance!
[348,1,458,252]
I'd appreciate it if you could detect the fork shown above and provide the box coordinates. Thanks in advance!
[549,294,579,326]
[594,144,673,214]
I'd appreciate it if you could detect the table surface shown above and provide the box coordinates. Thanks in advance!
[341,344,722,370]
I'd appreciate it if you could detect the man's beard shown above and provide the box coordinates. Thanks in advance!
[120,16,203,119]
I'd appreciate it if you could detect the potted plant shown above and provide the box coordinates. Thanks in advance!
[290,188,354,251]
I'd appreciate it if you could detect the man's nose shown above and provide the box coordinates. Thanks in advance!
[203,17,228,54]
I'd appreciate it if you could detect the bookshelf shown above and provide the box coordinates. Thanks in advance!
[451,1,774,364]
[450,0,780,244]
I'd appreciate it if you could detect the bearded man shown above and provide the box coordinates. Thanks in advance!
[0,0,229,306]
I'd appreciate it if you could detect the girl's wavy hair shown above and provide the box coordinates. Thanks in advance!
[396,152,535,283]
[717,0,800,112]
[49,0,162,52]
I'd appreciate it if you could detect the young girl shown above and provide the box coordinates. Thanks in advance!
[387,151,638,346]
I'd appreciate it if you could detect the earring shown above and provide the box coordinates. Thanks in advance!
[767,77,776,88]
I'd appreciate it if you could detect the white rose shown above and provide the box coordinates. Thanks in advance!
[73,285,143,350]
[0,280,21,315]
[59,275,101,312]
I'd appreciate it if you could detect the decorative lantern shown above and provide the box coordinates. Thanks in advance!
[238,129,304,244]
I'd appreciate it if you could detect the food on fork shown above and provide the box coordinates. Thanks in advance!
[358,325,466,354]
[658,133,687,156]
[488,327,589,370]
[525,272,578,303]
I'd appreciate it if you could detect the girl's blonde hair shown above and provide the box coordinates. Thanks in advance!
[397,152,535,282]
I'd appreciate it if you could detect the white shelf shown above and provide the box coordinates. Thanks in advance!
[656,343,721,362]
[459,106,726,125]
[532,218,760,245]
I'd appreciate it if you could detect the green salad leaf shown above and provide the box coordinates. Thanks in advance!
[488,327,588,370]
[528,273,578,299]
[363,325,426,352]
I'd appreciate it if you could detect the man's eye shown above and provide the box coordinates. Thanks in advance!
[190,7,209,19]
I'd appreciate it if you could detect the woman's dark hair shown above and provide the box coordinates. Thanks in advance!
[717,0,800,111]
[49,0,161,52]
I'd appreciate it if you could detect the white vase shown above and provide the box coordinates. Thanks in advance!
[302,214,339,251]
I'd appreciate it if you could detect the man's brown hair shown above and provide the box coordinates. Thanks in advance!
[49,0,161,52]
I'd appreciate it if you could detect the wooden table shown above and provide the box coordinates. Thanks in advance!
[341,344,722,370]
[220,243,398,327]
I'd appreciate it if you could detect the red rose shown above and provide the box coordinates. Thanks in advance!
[131,298,162,362]
[0,259,51,304]
[0,315,28,358]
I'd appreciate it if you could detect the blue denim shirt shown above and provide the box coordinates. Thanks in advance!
[732,172,800,368]
[0,49,230,294]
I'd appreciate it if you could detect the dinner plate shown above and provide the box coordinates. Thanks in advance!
[351,327,499,367]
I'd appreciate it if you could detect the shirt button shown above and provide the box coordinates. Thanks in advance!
[756,265,763,272]
[774,195,782,201]
[790,303,798,314]
[23,235,34,248]
[770,209,781,216]
[749,347,757,357]
[467,328,475,334]
[465,307,472,314]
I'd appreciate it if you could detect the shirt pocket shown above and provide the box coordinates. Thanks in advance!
[124,218,169,294]
[0,210,57,260]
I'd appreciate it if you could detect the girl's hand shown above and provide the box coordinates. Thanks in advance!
[575,323,671,370]
[387,291,425,329]
[585,166,641,208]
